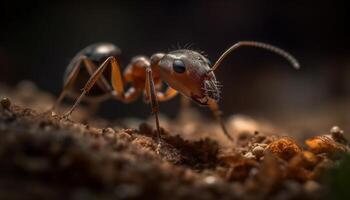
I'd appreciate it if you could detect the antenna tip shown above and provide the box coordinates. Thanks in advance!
[293,62,301,70]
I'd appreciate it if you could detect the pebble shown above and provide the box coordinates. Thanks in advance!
[252,146,265,158]
[330,126,347,144]
[1,97,11,109]
[330,126,343,135]
[204,176,218,185]
[243,152,256,159]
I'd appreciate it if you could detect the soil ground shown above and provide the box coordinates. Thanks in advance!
[0,81,349,200]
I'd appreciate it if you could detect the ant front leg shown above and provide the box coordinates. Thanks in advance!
[144,80,178,153]
[156,87,178,101]
[145,81,179,136]
[208,99,234,142]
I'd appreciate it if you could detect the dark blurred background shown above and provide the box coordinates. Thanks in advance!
[0,1,349,126]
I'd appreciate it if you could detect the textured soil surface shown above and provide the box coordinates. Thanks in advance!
[0,82,349,200]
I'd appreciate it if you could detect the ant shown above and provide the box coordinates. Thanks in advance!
[51,41,299,145]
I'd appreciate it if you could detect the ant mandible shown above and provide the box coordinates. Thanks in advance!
[52,41,300,144]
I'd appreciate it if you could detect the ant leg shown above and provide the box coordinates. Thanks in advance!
[63,56,122,117]
[143,86,178,102]
[81,58,112,92]
[51,58,84,111]
[145,67,161,145]
[51,56,112,112]
[208,100,234,142]
[156,87,178,101]
[106,58,143,103]
[84,56,141,103]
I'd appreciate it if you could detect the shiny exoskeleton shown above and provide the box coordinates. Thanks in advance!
[61,43,121,101]
[52,41,300,145]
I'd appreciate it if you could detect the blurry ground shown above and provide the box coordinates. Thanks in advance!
[0,81,349,200]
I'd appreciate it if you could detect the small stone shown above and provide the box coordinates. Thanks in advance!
[102,128,116,140]
[244,152,256,159]
[1,97,11,109]
[330,126,347,144]
[50,111,58,117]
[331,126,341,133]
[252,146,265,158]
[203,176,218,185]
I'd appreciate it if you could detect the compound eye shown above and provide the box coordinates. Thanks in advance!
[172,59,186,73]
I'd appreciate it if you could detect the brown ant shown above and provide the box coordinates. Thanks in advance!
[52,41,299,144]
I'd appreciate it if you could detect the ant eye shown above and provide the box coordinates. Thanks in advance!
[173,59,186,73]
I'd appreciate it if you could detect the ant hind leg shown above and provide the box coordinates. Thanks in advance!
[51,56,112,113]
[50,57,84,112]
[62,56,123,118]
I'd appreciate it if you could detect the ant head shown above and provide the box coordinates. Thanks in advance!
[151,41,300,106]
[151,50,220,106]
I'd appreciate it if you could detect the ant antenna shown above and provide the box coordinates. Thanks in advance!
[210,41,300,72]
